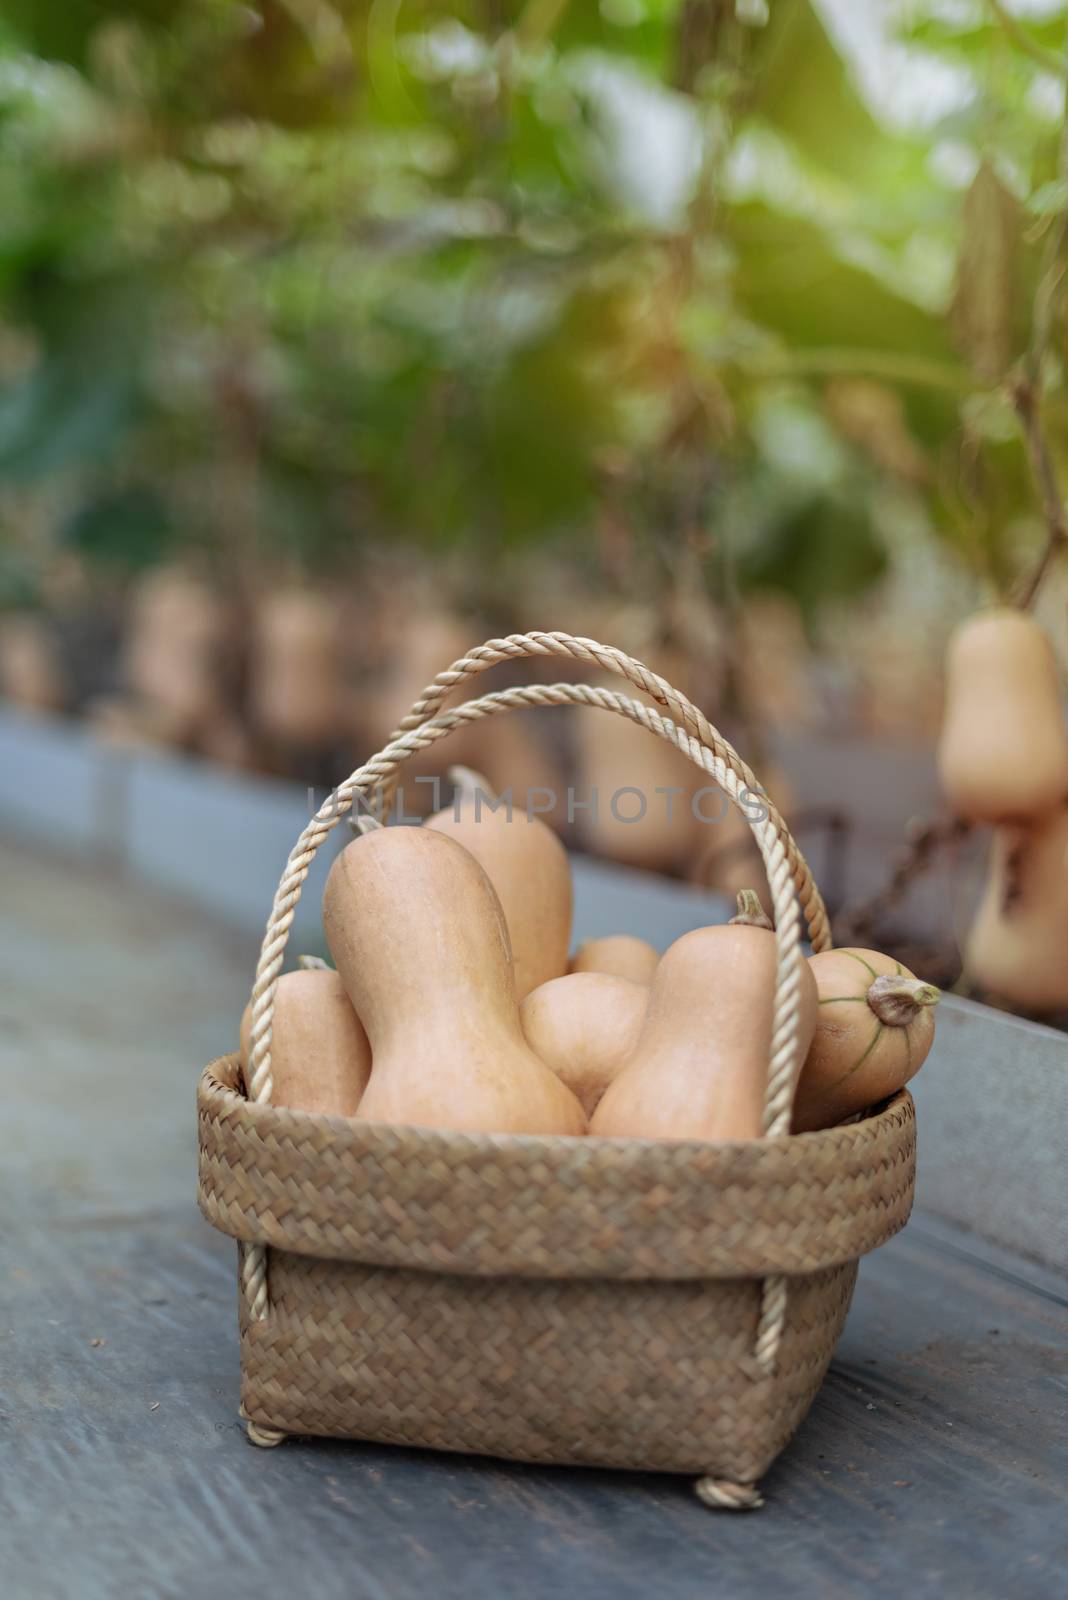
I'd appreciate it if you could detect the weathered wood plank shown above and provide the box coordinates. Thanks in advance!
[6,1209,1065,1600]
[909,997,1068,1273]
[2,836,1066,1600]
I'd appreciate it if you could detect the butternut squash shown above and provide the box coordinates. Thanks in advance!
[249,587,346,749]
[123,567,228,738]
[570,935,659,985]
[323,826,586,1135]
[965,807,1068,1011]
[473,714,570,833]
[363,609,473,753]
[688,765,796,906]
[734,593,819,732]
[852,614,943,740]
[794,948,939,1133]
[87,695,184,750]
[198,709,255,769]
[590,923,818,1141]
[364,608,485,792]
[520,972,648,1116]
[0,614,67,712]
[572,686,701,873]
[938,609,1068,822]
[365,610,566,822]
[238,964,371,1115]
[425,768,572,999]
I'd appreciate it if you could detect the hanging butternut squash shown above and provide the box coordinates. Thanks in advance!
[123,566,228,739]
[0,614,67,713]
[965,807,1068,1012]
[249,587,346,749]
[938,609,1068,822]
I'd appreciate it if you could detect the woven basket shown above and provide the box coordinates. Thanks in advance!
[197,631,917,1509]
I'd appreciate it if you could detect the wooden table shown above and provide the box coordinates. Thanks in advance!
[3,837,1066,1600]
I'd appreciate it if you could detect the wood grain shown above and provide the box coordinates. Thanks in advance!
[2,836,1066,1600]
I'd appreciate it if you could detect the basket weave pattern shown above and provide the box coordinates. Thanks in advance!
[200,1057,915,1280]
[197,632,918,1504]
[240,1255,858,1479]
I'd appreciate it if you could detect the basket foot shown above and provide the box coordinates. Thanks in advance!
[694,1476,764,1512]
[246,1421,287,1448]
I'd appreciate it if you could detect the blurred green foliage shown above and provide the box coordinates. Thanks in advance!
[0,0,1066,621]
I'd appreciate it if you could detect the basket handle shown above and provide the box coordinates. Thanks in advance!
[376,631,829,950]
[245,648,829,1133]
[240,636,831,1366]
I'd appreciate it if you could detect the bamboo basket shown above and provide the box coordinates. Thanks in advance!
[197,632,916,1509]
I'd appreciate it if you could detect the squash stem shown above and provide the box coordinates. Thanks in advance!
[730,889,773,930]
[350,812,383,836]
[867,974,941,1027]
[448,765,499,811]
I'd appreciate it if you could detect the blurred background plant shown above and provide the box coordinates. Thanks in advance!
[2,0,1068,957]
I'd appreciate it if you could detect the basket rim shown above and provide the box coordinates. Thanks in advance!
[198,1054,916,1282]
[204,1051,904,1156]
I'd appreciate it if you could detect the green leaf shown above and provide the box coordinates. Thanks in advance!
[0,353,139,480]
[747,0,887,187]
[61,484,174,572]
[900,15,1067,56]
[1,0,183,67]
[738,493,888,620]
[726,201,964,450]
[951,160,1022,383]
[0,274,149,479]
[1027,178,1068,217]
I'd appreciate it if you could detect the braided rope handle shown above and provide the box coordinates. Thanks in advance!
[240,636,832,1368]
[376,631,830,950]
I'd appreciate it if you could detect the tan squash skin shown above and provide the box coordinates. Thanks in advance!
[425,769,572,1000]
[795,949,939,1133]
[364,610,473,753]
[123,567,227,735]
[363,610,493,798]
[572,691,701,874]
[735,593,820,733]
[0,614,67,711]
[250,588,345,747]
[965,808,1068,1011]
[938,609,1068,822]
[363,613,567,823]
[688,766,796,906]
[238,967,371,1116]
[520,973,649,1116]
[444,715,570,833]
[589,926,818,1141]
[570,935,659,985]
[87,696,184,750]
[324,828,586,1135]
